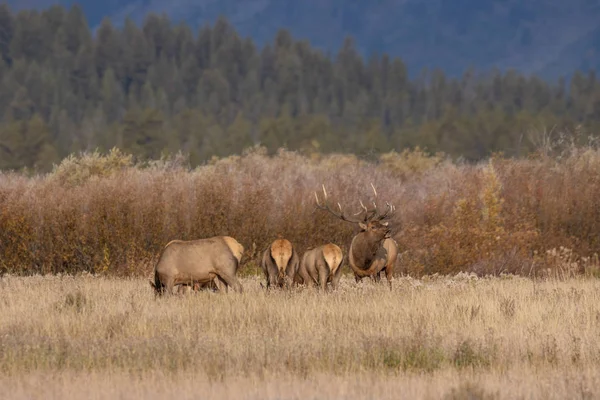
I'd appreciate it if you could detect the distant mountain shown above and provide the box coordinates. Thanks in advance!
[5,0,600,78]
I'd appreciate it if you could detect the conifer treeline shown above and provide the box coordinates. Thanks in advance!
[0,4,599,171]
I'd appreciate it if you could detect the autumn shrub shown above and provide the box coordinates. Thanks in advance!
[378,147,447,181]
[398,160,540,276]
[50,147,134,187]
[2,144,600,277]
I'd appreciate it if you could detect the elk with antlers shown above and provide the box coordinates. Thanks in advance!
[314,184,399,289]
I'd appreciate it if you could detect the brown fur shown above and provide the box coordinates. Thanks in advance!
[261,238,299,289]
[174,236,242,295]
[296,243,344,290]
[348,221,392,278]
[150,236,244,296]
[364,237,399,286]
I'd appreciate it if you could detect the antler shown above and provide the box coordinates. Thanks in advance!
[351,183,396,221]
[314,185,366,223]
[314,183,396,223]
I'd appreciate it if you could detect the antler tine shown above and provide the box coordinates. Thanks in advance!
[373,201,396,221]
[314,184,330,207]
[370,182,378,198]
[355,183,397,222]
[347,184,382,221]
[352,199,369,217]
[359,200,368,212]
[314,184,364,223]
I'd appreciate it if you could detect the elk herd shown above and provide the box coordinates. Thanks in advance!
[150,184,398,296]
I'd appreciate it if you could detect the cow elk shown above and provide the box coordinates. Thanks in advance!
[260,238,300,289]
[296,243,344,291]
[314,184,398,289]
[150,236,244,296]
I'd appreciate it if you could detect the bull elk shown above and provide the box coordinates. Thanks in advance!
[296,243,344,290]
[314,184,398,289]
[260,238,300,289]
[150,236,244,295]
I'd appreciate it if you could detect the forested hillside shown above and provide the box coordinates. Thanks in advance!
[7,0,600,78]
[0,4,600,171]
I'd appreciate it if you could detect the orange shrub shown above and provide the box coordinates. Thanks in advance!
[1,145,600,278]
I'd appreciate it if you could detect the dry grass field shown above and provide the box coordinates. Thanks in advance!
[2,273,600,399]
[3,143,600,398]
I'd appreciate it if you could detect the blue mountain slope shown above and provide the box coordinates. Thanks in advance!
[4,0,600,78]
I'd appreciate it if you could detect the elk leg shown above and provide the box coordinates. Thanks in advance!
[213,277,225,292]
[318,263,329,291]
[267,272,279,290]
[331,267,343,290]
[385,264,394,291]
[216,276,229,293]
[283,274,294,289]
[298,266,313,288]
[218,272,243,293]
[292,274,303,286]
[372,271,382,283]
[177,284,192,295]
[163,277,176,296]
[261,267,270,290]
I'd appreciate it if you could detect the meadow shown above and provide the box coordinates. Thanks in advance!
[3,141,600,398]
[1,273,599,399]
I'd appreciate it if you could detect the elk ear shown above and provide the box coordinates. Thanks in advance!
[381,222,389,226]
[359,222,367,230]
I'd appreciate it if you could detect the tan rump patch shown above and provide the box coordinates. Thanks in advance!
[384,237,398,247]
[270,239,293,272]
[221,236,244,263]
[322,243,343,275]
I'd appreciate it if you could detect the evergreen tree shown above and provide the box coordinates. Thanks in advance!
[122,108,167,160]
[10,10,50,62]
[100,68,124,123]
[142,13,173,61]
[0,4,14,65]
[0,6,596,171]
[94,18,121,78]
[0,113,57,170]
[63,5,91,55]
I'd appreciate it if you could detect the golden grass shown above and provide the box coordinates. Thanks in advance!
[2,274,600,398]
[3,369,599,399]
